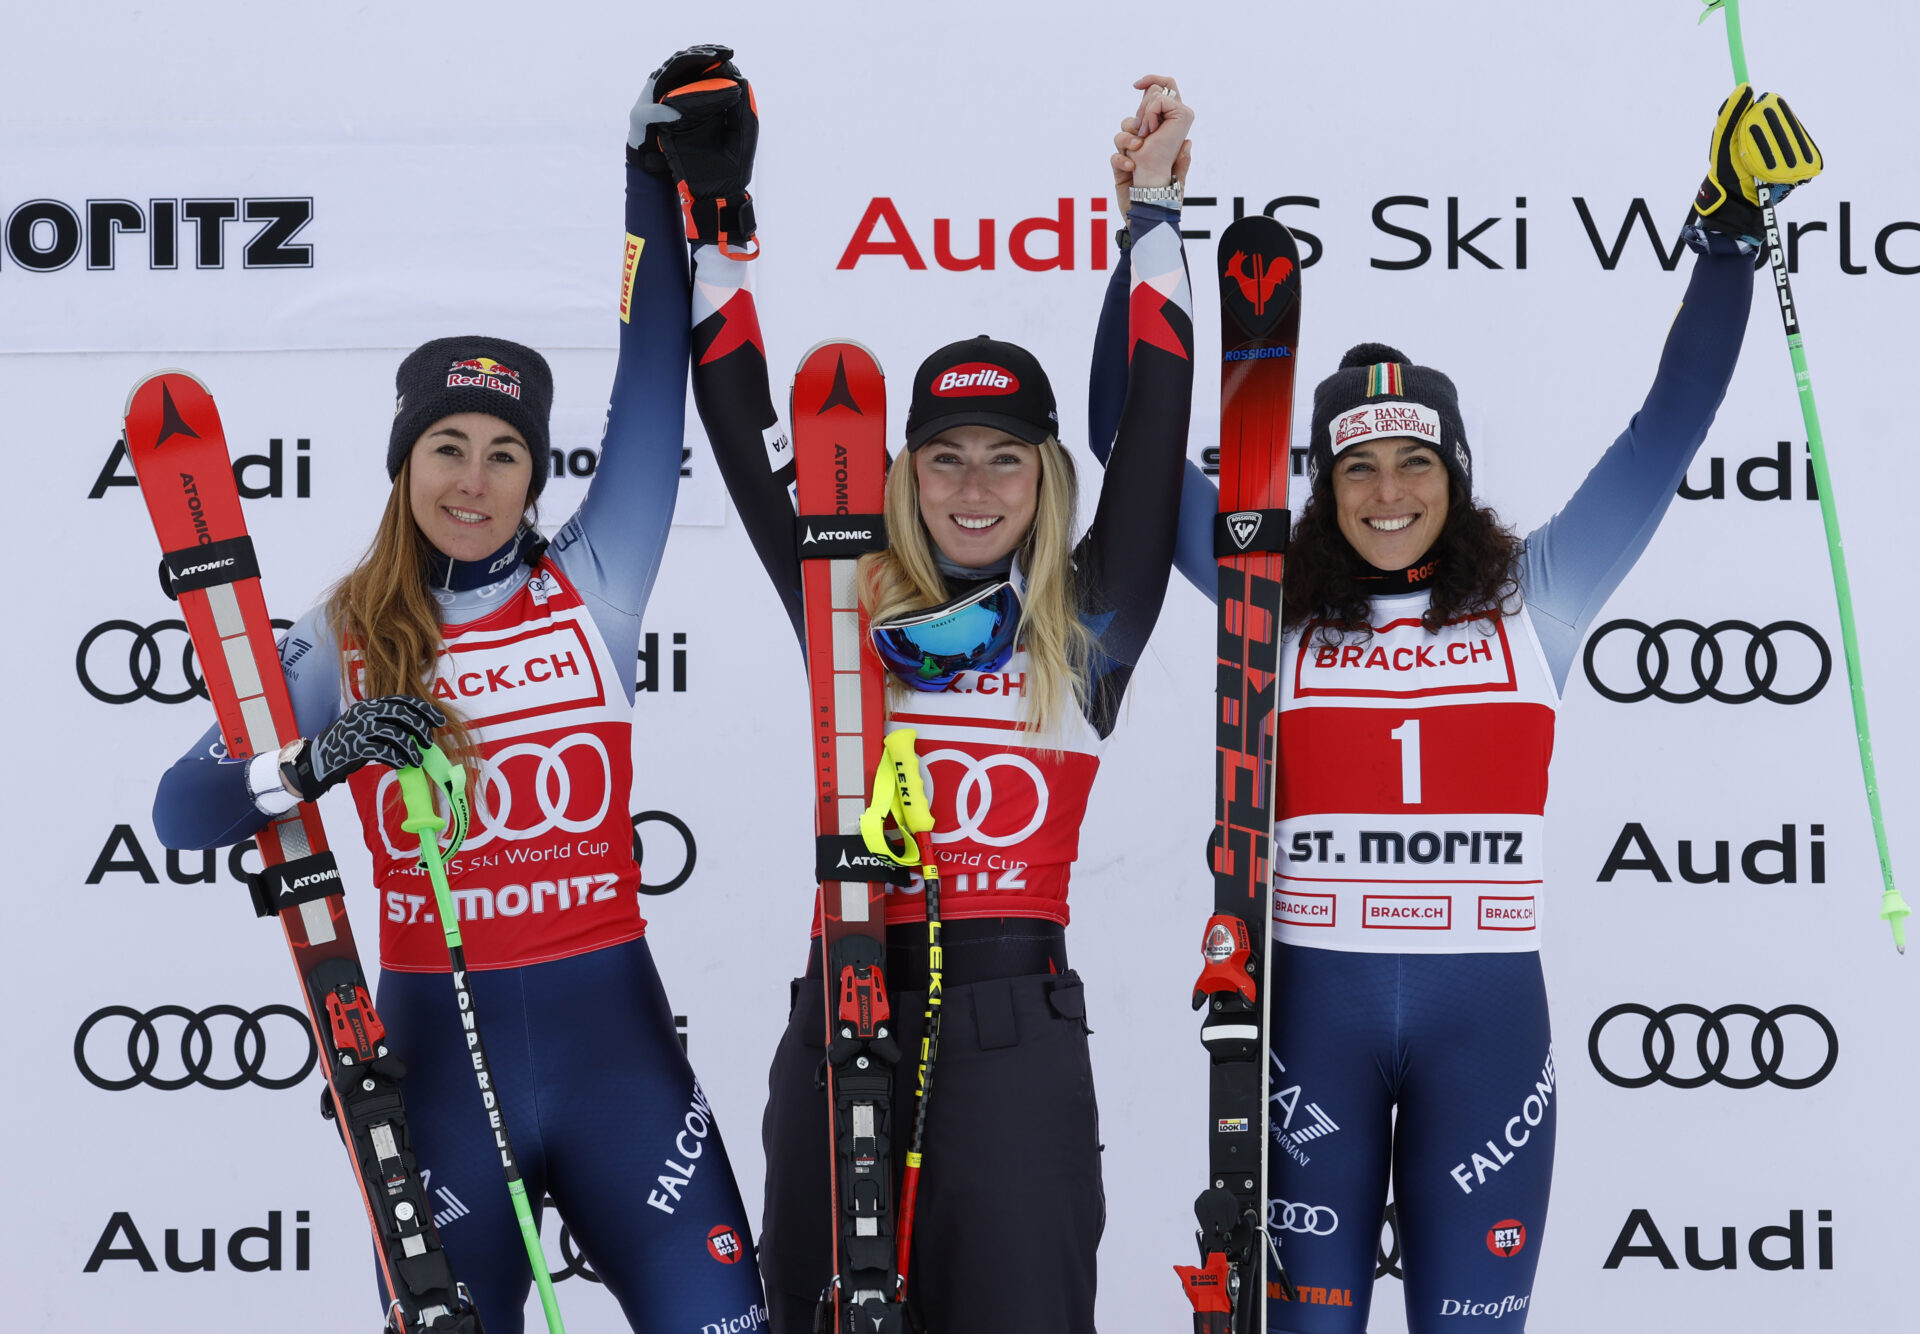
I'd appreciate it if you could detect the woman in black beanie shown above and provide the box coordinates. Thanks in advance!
[1090,87,1822,1334]
[153,50,770,1334]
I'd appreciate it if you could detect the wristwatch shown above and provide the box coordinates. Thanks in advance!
[276,738,310,798]
[1128,182,1183,207]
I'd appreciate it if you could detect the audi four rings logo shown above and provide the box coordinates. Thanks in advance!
[1587,1003,1838,1090]
[1582,619,1832,704]
[78,617,292,705]
[374,734,614,856]
[923,750,1050,847]
[74,1004,318,1091]
[1268,1200,1339,1235]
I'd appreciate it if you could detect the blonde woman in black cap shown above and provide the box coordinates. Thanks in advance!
[152,49,771,1334]
[668,68,1196,1334]
[1089,87,1823,1334]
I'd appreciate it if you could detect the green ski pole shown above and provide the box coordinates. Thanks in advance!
[398,745,568,1333]
[1700,0,1910,951]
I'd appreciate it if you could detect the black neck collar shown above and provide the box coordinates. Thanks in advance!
[1354,553,1439,593]
[426,527,546,592]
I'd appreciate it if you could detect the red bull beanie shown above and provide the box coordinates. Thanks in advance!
[388,335,555,500]
[1307,343,1471,500]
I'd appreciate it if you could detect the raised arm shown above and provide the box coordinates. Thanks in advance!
[639,45,805,641]
[1523,87,1822,689]
[1087,103,1218,604]
[1075,79,1197,670]
[556,142,694,620]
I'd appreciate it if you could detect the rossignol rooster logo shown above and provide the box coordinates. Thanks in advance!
[1220,248,1295,340]
[1224,251,1293,315]
[1225,511,1263,550]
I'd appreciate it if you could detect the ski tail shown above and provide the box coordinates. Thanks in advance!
[1180,217,1303,1331]
[123,372,481,1334]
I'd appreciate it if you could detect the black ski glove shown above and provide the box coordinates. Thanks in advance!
[629,44,759,253]
[282,695,446,801]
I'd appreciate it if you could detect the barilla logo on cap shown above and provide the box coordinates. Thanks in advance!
[932,363,1019,397]
[446,356,523,400]
[1332,402,1440,449]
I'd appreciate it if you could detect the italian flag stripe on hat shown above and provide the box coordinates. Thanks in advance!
[1367,362,1403,397]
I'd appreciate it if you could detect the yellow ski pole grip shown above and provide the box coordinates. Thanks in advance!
[861,732,919,867]
[886,728,935,838]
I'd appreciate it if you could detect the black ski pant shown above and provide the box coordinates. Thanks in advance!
[760,922,1104,1334]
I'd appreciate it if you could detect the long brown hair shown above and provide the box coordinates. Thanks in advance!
[324,460,481,782]
[859,436,1093,740]
[1282,487,1524,644]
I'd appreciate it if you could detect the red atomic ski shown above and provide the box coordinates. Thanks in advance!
[790,341,911,1334]
[1175,215,1303,1334]
[122,371,480,1334]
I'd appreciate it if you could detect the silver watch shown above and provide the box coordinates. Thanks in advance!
[1128,182,1183,207]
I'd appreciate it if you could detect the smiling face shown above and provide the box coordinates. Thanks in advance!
[406,412,534,561]
[913,424,1041,567]
[1331,438,1451,570]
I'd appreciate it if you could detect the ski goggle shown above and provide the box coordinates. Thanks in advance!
[871,581,1020,691]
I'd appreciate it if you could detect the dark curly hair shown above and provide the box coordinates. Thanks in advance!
[1282,486,1524,643]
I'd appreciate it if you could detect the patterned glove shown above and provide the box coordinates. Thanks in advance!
[282,695,446,801]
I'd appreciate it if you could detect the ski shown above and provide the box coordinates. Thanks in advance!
[791,341,910,1333]
[1175,216,1303,1334]
[122,370,481,1334]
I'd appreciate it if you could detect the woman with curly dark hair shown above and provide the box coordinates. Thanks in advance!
[1095,86,1822,1333]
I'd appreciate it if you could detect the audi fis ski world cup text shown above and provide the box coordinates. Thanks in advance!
[833,193,1920,274]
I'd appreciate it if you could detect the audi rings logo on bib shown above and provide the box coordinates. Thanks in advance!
[376,733,612,857]
[1582,619,1832,704]
[931,363,1018,396]
[923,749,1049,847]
[74,1004,317,1091]
[1587,1003,1838,1090]
[78,617,292,705]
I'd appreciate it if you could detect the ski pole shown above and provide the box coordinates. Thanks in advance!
[398,746,568,1334]
[860,728,945,1297]
[1699,0,1910,951]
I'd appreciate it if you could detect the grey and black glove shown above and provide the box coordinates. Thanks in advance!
[281,695,446,801]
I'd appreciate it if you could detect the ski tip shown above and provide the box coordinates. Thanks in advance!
[795,337,883,374]
[122,368,212,417]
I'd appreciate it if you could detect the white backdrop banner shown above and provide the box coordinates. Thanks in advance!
[3,3,1916,1333]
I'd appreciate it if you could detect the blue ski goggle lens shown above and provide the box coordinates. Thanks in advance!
[871,581,1020,691]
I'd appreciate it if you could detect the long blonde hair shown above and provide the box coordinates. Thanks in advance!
[858,435,1093,739]
[324,460,482,788]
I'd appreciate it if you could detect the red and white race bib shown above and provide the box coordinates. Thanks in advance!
[347,563,644,971]
[872,648,1104,928]
[1274,598,1558,954]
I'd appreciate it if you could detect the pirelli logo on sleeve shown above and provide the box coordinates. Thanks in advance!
[619,233,646,324]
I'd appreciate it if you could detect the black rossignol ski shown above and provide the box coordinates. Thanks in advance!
[123,370,481,1334]
[791,341,913,1333]
[1175,216,1303,1333]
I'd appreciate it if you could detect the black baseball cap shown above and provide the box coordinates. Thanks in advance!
[904,335,1059,451]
